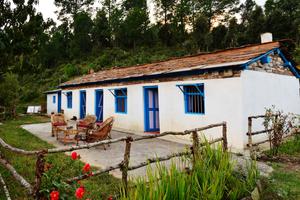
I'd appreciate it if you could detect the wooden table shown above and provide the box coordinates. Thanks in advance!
[57,127,80,145]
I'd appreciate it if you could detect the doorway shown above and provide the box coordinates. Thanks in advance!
[144,86,160,132]
[95,89,103,122]
[79,90,86,119]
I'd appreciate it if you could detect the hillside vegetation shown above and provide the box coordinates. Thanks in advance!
[0,0,300,114]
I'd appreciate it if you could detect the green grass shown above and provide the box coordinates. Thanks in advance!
[120,143,258,200]
[264,135,300,157]
[261,163,300,200]
[0,115,121,200]
[275,135,300,156]
[261,135,300,200]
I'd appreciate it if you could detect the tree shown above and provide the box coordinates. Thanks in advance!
[192,15,210,51]
[195,0,239,29]
[245,6,266,44]
[173,0,191,43]
[123,0,147,11]
[224,17,240,48]
[210,25,228,50]
[54,0,94,20]
[118,7,150,48]
[70,12,93,58]
[265,0,300,44]
[92,9,111,49]
[239,0,256,26]
[154,0,176,25]
[0,73,20,117]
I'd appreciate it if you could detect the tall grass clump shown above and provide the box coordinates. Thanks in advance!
[120,141,258,200]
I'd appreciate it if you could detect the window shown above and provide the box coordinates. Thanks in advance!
[53,96,56,104]
[115,88,127,113]
[67,92,72,108]
[183,84,205,114]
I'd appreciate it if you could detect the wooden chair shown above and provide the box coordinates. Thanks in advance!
[84,117,114,149]
[76,115,97,134]
[51,113,67,137]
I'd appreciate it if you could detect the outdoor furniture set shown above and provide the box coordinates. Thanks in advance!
[51,114,114,146]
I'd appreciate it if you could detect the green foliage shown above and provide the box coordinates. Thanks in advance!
[260,163,300,200]
[263,106,298,156]
[0,73,20,117]
[1,0,300,109]
[0,116,121,199]
[120,142,258,200]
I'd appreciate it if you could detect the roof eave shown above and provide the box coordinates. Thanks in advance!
[60,64,244,89]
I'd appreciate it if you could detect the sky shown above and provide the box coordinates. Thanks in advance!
[36,0,267,24]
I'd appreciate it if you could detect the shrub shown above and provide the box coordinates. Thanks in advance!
[120,142,258,200]
[263,106,298,156]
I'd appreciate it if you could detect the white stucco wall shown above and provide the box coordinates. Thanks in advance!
[241,70,300,147]
[60,77,245,150]
[46,93,58,115]
[58,70,300,151]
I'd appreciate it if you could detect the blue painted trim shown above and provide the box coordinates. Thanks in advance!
[79,90,86,119]
[143,86,160,132]
[114,88,127,114]
[66,92,72,109]
[242,48,277,69]
[276,48,300,78]
[179,84,205,115]
[177,83,204,96]
[95,89,103,122]
[260,56,271,64]
[57,91,61,113]
[52,96,56,104]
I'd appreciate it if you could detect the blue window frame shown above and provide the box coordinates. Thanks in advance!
[177,84,205,114]
[114,88,127,113]
[67,92,72,109]
[53,96,56,104]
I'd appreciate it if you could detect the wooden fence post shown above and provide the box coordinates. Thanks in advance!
[34,151,46,199]
[121,136,132,195]
[192,131,199,168]
[222,122,228,151]
[248,117,254,159]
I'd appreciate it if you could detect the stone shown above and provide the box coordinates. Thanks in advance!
[251,187,260,200]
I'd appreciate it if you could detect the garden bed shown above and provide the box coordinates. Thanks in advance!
[0,115,121,200]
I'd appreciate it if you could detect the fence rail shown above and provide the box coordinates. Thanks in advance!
[246,114,299,158]
[0,122,227,199]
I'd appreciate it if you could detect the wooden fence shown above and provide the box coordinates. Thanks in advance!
[0,122,227,199]
[246,114,299,157]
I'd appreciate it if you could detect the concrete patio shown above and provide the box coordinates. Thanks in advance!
[22,122,273,180]
[22,122,186,179]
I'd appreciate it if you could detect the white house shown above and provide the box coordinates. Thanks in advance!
[45,40,300,151]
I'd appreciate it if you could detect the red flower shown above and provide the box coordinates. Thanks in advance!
[71,152,79,160]
[107,195,113,200]
[50,190,59,200]
[83,163,91,173]
[75,186,85,199]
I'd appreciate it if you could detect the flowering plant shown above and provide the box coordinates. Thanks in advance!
[41,152,93,199]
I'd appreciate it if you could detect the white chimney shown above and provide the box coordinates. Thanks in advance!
[260,32,273,43]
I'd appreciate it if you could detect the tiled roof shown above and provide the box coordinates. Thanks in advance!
[60,42,280,87]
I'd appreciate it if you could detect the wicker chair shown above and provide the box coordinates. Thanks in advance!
[51,113,67,137]
[84,117,114,149]
[76,115,97,134]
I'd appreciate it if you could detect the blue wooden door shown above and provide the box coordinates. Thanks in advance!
[79,91,86,119]
[95,90,103,122]
[144,87,160,132]
[57,91,62,113]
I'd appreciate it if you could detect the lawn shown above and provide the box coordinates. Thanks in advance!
[0,115,121,200]
[261,163,300,200]
[261,135,300,200]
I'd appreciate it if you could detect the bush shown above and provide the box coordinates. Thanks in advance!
[120,142,258,200]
